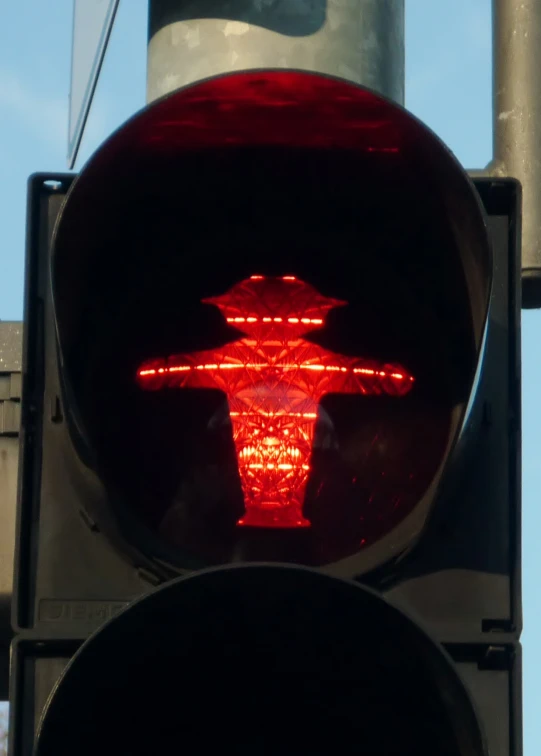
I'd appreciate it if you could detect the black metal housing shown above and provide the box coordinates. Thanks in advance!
[8,174,522,756]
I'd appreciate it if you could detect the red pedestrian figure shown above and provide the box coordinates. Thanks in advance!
[137,275,414,529]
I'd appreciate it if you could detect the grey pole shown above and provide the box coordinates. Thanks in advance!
[490,0,541,307]
[147,0,404,105]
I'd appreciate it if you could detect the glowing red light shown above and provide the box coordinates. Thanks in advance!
[137,277,414,528]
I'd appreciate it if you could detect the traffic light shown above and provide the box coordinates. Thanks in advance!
[9,70,521,755]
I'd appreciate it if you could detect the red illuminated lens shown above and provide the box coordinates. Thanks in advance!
[137,276,414,528]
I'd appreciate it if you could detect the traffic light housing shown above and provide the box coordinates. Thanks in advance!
[35,565,488,756]
[9,70,521,755]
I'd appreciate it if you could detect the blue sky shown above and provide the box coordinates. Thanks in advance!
[1,0,540,751]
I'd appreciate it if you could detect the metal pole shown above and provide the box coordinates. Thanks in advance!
[490,0,541,307]
[147,0,404,105]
